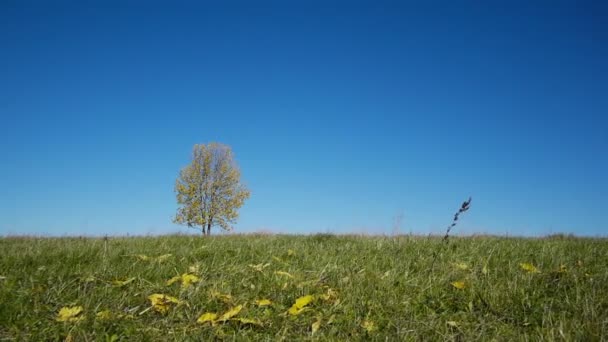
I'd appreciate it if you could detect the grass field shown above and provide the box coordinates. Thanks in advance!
[0,234,607,341]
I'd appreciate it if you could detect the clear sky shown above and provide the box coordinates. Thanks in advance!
[1,1,607,237]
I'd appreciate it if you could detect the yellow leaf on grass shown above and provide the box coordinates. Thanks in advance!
[197,312,218,324]
[447,320,458,328]
[288,295,314,315]
[148,294,180,313]
[210,290,233,303]
[188,264,200,273]
[56,306,84,322]
[520,263,540,273]
[320,288,338,302]
[361,319,376,332]
[166,275,181,286]
[181,274,200,288]
[254,299,272,306]
[482,264,489,275]
[112,277,136,287]
[232,317,262,326]
[275,271,294,278]
[451,281,466,289]
[135,254,150,261]
[558,264,567,273]
[217,305,243,322]
[287,249,295,256]
[96,310,113,320]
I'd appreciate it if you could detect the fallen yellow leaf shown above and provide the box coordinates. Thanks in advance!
[166,275,181,286]
[254,299,272,306]
[217,305,243,322]
[231,317,262,326]
[288,295,314,315]
[189,264,200,273]
[451,281,466,289]
[112,277,136,287]
[520,263,540,273]
[210,290,233,303]
[95,310,113,320]
[180,273,200,288]
[56,306,84,322]
[197,312,218,324]
[361,319,376,332]
[148,294,180,313]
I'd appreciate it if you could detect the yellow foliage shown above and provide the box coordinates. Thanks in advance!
[148,294,180,313]
[254,299,272,306]
[167,273,200,288]
[188,264,200,273]
[197,312,218,324]
[56,306,84,322]
[232,317,262,326]
[166,275,181,286]
[210,290,233,303]
[112,277,136,287]
[217,305,243,322]
[288,295,314,315]
[95,310,113,321]
[361,319,376,332]
[520,263,540,273]
[451,281,466,289]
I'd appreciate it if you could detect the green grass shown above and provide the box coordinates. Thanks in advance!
[1,234,607,341]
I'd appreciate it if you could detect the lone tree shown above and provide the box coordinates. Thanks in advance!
[174,143,250,235]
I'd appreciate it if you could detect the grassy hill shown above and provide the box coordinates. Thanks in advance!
[1,234,606,341]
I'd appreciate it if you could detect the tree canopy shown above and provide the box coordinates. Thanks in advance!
[174,143,250,235]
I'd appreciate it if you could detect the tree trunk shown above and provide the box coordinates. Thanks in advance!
[207,222,211,236]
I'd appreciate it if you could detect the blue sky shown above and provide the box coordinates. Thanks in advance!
[1,1,606,236]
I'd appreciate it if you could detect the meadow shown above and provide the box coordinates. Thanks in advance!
[0,234,606,341]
